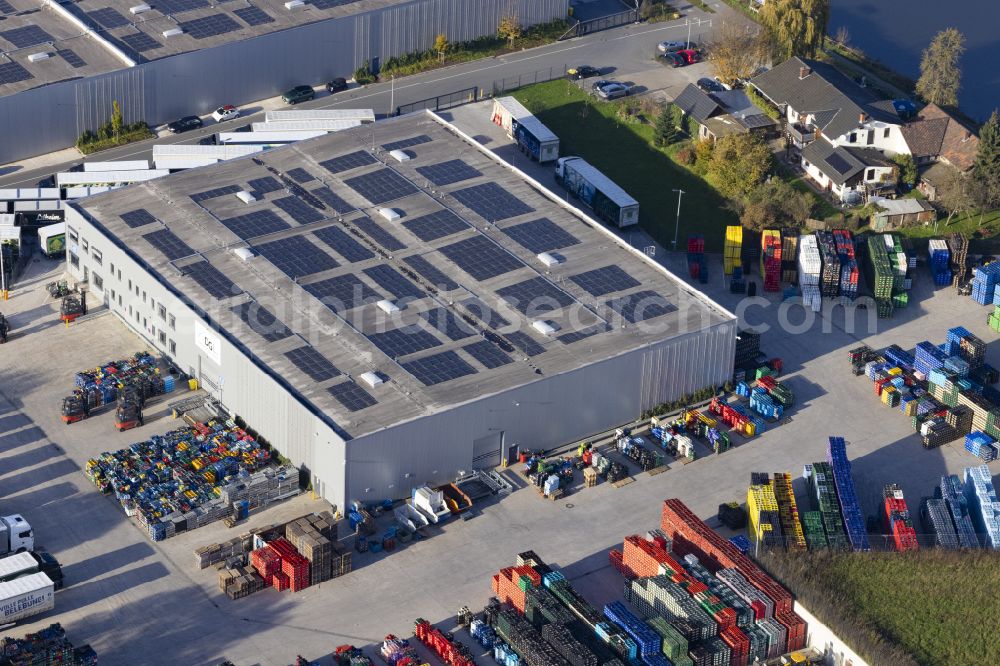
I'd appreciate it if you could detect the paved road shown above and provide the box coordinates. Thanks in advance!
[0,6,744,190]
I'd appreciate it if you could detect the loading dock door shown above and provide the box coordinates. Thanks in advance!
[472,432,503,469]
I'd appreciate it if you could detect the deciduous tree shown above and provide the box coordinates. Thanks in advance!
[892,153,918,189]
[935,170,975,226]
[972,110,1000,211]
[916,28,965,107]
[706,133,773,200]
[111,100,123,139]
[760,0,829,60]
[707,21,771,86]
[497,15,521,48]
[739,179,814,230]
[433,33,449,61]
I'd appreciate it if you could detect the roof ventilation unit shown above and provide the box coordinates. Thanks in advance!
[537,252,562,268]
[162,28,183,38]
[378,207,400,222]
[130,3,150,13]
[27,53,50,63]
[236,190,256,204]
[376,299,400,314]
[531,320,558,336]
[359,371,385,388]
[284,0,304,8]
[232,248,254,261]
[389,149,411,162]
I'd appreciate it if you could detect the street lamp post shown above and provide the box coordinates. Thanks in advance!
[671,188,685,251]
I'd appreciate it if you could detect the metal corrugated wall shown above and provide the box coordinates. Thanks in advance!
[0,0,568,165]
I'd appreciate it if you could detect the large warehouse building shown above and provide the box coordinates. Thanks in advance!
[63,111,736,508]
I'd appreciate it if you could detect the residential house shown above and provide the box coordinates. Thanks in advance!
[672,84,779,142]
[901,103,980,201]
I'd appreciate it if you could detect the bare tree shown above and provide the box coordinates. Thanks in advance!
[834,25,850,47]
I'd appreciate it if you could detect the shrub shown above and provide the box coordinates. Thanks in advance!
[675,146,695,165]
[354,60,377,85]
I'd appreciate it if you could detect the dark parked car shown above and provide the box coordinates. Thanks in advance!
[326,77,348,93]
[697,77,726,93]
[567,65,600,80]
[660,52,685,68]
[677,49,702,65]
[166,115,203,133]
[590,79,612,92]
[198,135,217,146]
[282,85,315,104]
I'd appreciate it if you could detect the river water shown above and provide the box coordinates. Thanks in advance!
[829,0,999,121]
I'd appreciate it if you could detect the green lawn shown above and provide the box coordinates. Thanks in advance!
[864,209,1000,252]
[512,80,739,252]
[758,549,1000,666]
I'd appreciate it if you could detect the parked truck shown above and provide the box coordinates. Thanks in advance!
[554,157,639,228]
[0,551,63,590]
[491,97,560,163]
[37,222,65,259]
[0,572,54,626]
[0,515,33,556]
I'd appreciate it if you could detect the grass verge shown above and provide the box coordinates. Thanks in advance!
[76,124,155,155]
[512,80,738,251]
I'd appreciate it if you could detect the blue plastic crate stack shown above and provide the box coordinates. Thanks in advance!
[0,623,96,666]
[964,465,1000,548]
[826,436,870,552]
[939,475,980,548]
[71,351,170,409]
[970,263,1000,304]
[964,432,998,461]
[928,239,952,287]
[748,388,782,420]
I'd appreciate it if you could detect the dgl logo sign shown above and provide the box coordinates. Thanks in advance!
[194,321,222,365]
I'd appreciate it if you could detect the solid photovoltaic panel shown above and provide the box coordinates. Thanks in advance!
[367,326,442,359]
[285,345,340,382]
[255,236,339,279]
[421,308,476,341]
[308,0,353,9]
[328,380,377,412]
[231,301,292,342]
[606,290,676,324]
[363,265,424,300]
[273,195,325,224]
[303,274,380,312]
[505,331,546,357]
[402,350,477,386]
[219,210,290,240]
[120,208,156,228]
[0,61,32,85]
[312,225,373,263]
[382,135,432,152]
[143,228,194,260]
[310,186,354,215]
[439,235,524,281]
[415,159,482,187]
[450,182,534,221]
[1,26,54,48]
[569,265,641,296]
[247,176,283,195]
[826,152,854,175]
[464,340,513,369]
[558,325,605,345]
[156,0,209,13]
[180,13,241,39]
[120,32,162,53]
[319,150,375,174]
[496,276,574,315]
[286,167,315,183]
[344,168,418,205]
[233,5,274,26]
[353,216,405,252]
[190,184,240,203]
[401,209,468,242]
[57,49,87,69]
[0,0,14,15]
[501,217,581,254]
[401,254,458,291]
[87,7,129,28]
[460,297,510,330]
[184,260,241,299]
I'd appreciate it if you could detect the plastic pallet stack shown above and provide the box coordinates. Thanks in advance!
[772,472,806,551]
[715,569,774,621]
[747,480,782,547]
[883,484,918,551]
[920,497,960,548]
[540,622,599,666]
[724,226,742,275]
[964,465,1000,548]
[947,233,968,285]
[604,602,661,657]
[0,624,97,666]
[971,263,1000,305]
[929,239,951,286]
[827,436,870,552]
[381,634,419,666]
[624,577,717,641]
[804,463,849,550]
[719,625,750,666]
[491,564,541,612]
[939,475,980,548]
[268,537,310,592]
[70,351,168,412]
[833,229,858,301]
[749,388,782,420]
[964,431,998,461]
[815,231,840,298]
[760,230,782,292]
[680,556,753,628]
[733,330,761,370]
[800,511,827,550]
[415,619,475,666]
[866,234,895,318]
[646,616,689,664]
[948,327,986,369]
[797,234,821,311]
[219,563,267,599]
[780,229,798,284]
[285,514,336,585]
[688,235,707,283]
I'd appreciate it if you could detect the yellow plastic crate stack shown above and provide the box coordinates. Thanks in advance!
[724,225,742,274]
[747,483,782,547]
[772,472,806,551]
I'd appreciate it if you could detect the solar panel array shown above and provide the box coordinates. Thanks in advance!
[826,152,854,175]
[191,184,240,203]
[464,340,513,370]
[501,217,581,254]
[155,0,209,14]
[1,26,54,48]
[450,182,534,221]
[286,167,315,183]
[606,290,676,324]
[285,345,340,382]
[558,325,605,345]
[120,32,162,53]
[401,254,458,291]
[438,235,524,281]
[87,7,129,28]
[308,0,355,10]
[415,159,482,187]
[303,274,379,313]
[233,5,274,26]
[273,195,324,224]
[328,380,377,412]
[461,297,510,330]
[402,350,477,386]
[312,225,373,263]
[219,210,290,240]
[120,208,156,228]
[310,186,354,215]
[231,301,292,342]
[344,168,418,205]
[353,216,405,252]
[0,0,15,15]
[184,260,241,299]
[0,61,32,85]
[320,150,375,174]
[496,277,574,315]
[256,236,339,279]
[247,176,283,195]
[367,326,441,359]
[143,228,194,260]
[382,135,432,152]
[421,309,476,341]
[57,49,87,69]
[180,13,242,39]
[505,331,546,357]
[401,209,468,242]
[569,265,641,296]
[363,265,424,300]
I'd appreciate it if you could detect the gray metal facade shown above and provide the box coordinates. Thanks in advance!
[0,0,567,165]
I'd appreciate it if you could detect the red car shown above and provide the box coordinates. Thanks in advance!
[677,49,701,65]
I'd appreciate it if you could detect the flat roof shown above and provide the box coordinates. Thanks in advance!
[73,112,732,439]
[0,0,410,96]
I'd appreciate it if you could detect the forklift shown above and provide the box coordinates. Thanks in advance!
[60,292,85,323]
[60,394,89,424]
[114,386,145,431]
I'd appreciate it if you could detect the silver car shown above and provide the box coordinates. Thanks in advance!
[657,40,694,53]
[596,82,634,100]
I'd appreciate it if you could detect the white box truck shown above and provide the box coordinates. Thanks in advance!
[0,515,33,556]
[0,552,64,589]
[554,157,639,228]
[492,97,560,163]
[0,572,54,625]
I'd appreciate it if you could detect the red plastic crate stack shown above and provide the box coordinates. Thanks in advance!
[719,626,750,666]
[490,565,540,612]
[884,495,919,552]
[415,619,474,666]
[761,233,782,292]
[608,550,635,580]
[269,537,311,592]
[708,398,751,433]
[250,547,280,579]
[273,571,290,591]
[621,535,687,579]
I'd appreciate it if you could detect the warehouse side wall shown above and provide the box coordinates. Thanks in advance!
[344,321,736,504]
[0,0,568,165]
[62,207,349,507]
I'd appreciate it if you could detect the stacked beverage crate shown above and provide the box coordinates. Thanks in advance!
[964,465,1000,547]
[939,474,980,548]
[833,230,858,302]
[815,231,840,298]
[920,497,960,548]
[947,233,969,286]
[724,226,743,275]
[929,239,951,286]
[797,234,821,312]
[781,230,798,284]
[866,235,895,318]
[970,263,1000,305]
[760,230,782,291]
[285,514,335,585]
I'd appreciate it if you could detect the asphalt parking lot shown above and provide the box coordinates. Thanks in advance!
[2,191,1000,663]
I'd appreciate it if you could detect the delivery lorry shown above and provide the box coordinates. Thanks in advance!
[491,97,560,163]
[0,551,63,590]
[37,222,65,259]
[0,515,33,556]
[0,572,54,626]
[554,157,639,228]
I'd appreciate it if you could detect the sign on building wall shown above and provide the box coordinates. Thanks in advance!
[194,320,222,366]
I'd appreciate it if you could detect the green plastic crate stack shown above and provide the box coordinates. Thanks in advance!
[805,463,849,550]
[892,290,909,308]
[887,234,908,291]
[801,511,827,550]
[990,306,1000,333]
[769,382,794,407]
[646,616,689,663]
[867,235,895,318]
